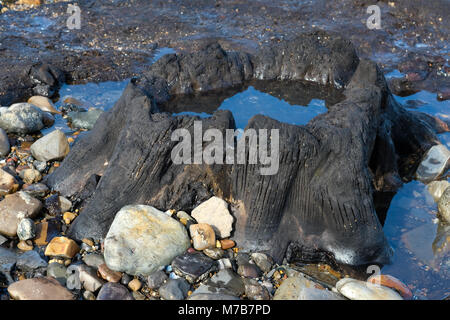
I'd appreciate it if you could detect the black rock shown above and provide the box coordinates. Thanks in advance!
[158,278,190,300]
[44,194,61,216]
[147,270,168,289]
[171,252,217,283]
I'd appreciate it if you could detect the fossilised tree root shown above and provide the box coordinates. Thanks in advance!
[45,31,445,266]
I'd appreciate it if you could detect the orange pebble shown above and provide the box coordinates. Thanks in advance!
[220,239,235,249]
[368,274,412,299]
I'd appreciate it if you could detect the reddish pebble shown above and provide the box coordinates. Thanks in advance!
[220,239,235,250]
[368,274,412,299]
[187,247,197,253]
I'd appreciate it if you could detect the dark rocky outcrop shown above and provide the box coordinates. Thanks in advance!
[45,32,445,266]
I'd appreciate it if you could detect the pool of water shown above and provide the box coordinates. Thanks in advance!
[174,85,328,130]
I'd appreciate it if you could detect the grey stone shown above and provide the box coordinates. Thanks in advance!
[0,128,10,157]
[17,218,36,241]
[147,270,168,289]
[33,161,47,172]
[96,282,134,300]
[203,248,225,260]
[16,250,47,271]
[193,269,245,297]
[47,262,68,286]
[274,275,345,300]
[83,290,96,300]
[0,247,18,265]
[67,109,103,130]
[30,130,70,162]
[243,278,271,300]
[416,144,450,183]
[59,196,72,212]
[0,234,7,245]
[82,253,105,269]
[250,252,273,273]
[172,251,217,283]
[104,205,190,276]
[23,183,49,198]
[0,103,45,134]
[79,265,105,292]
[159,278,190,300]
[237,263,262,278]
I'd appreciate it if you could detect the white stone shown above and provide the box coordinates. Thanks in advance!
[438,186,450,223]
[427,180,450,202]
[336,278,403,300]
[104,205,190,276]
[416,144,450,183]
[191,197,234,238]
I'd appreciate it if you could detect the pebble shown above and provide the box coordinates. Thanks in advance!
[191,196,234,238]
[220,239,235,249]
[172,251,217,283]
[104,205,190,276]
[120,273,132,286]
[16,250,47,271]
[159,278,190,300]
[218,258,233,270]
[47,262,68,286]
[237,263,262,278]
[415,144,450,183]
[189,223,216,251]
[0,234,7,245]
[128,278,142,291]
[63,212,77,225]
[96,282,134,300]
[0,168,19,196]
[96,263,121,283]
[250,252,273,273]
[19,168,42,184]
[27,96,61,114]
[274,275,343,300]
[79,265,105,292]
[147,270,168,289]
[243,278,271,300]
[367,274,413,299]
[132,291,146,300]
[336,278,403,300]
[194,269,245,297]
[0,128,10,157]
[176,211,196,226]
[67,109,103,130]
[44,236,80,259]
[30,130,70,162]
[45,194,61,216]
[17,218,36,241]
[0,103,46,134]
[17,240,34,251]
[83,290,96,300]
[203,248,225,260]
[83,253,105,269]
[438,186,450,223]
[0,192,42,237]
[427,180,450,202]
[8,277,74,300]
[59,196,72,212]
[33,160,47,172]
[23,183,49,198]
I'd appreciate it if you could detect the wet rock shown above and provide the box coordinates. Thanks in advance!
[203,248,225,260]
[27,96,61,114]
[83,253,105,269]
[190,223,216,251]
[16,250,47,271]
[172,251,217,283]
[96,282,134,300]
[336,278,403,300]
[67,109,104,130]
[220,239,235,249]
[104,205,190,276]
[416,144,450,183]
[0,192,42,237]
[128,279,142,291]
[30,130,70,162]
[438,187,450,223]
[47,262,67,285]
[0,103,45,134]
[191,197,234,239]
[0,247,18,265]
[427,180,450,202]
[0,128,10,157]
[147,270,168,289]
[23,183,49,198]
[33,219,61,246]
[44,236,80,259]
[19,168,42,184]
[159,278,190,300]
[367,274,412,299]
[17,218,36,241]
[194,269,245,297]
[243,278,270,300]
[79,265,105,292]
[274,275,343,300]
[8,277,74,300]
[44,194,61,216]
[33,161,47,173]
[237,263,261,278]
[98,263,122,283]
[250,253,273,273]
[0,168,19,196]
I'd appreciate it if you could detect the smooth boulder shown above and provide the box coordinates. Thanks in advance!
[30,130,70,162]
[191,197,234,239]
[0,103,46,134]
[416,144,450,183]
[104,205,190,275]
[8,277,74,300]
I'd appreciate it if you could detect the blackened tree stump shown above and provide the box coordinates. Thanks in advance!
[45,31,446,266]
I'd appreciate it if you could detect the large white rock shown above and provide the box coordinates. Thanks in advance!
[438,186,450,223]
[191,196,234,239]
[336,278,403,300]
[0,103,45,134]
[104,205,190,276]
[416,144,450,183]
[30,129,70,162]
[427,180,450,202]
